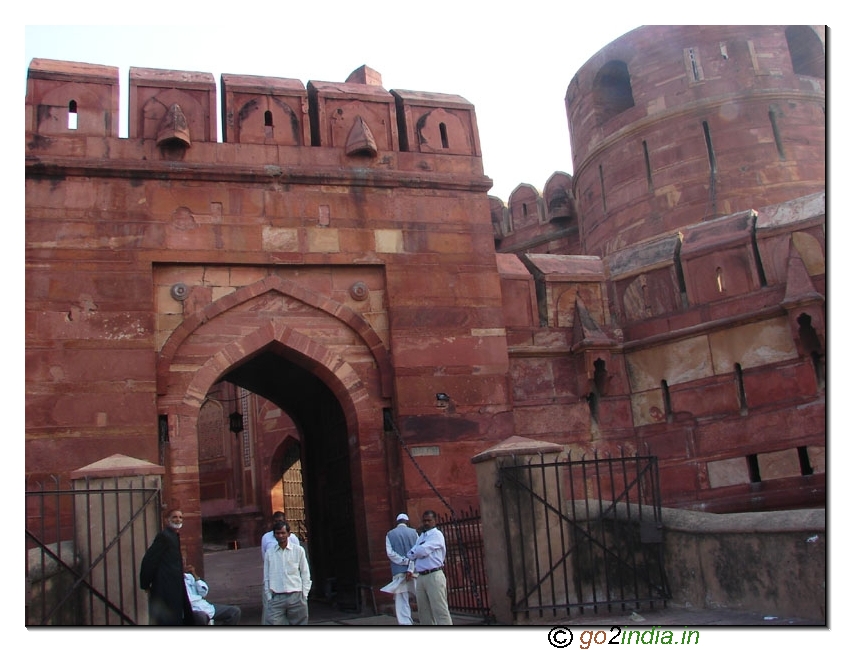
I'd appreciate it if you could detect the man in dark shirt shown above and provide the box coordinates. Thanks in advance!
[140,508,195,625]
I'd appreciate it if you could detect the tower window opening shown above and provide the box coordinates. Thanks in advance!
[264,110,273,127]
[769,106,786,161]
[439,122,449,148]
[592,60,634,124]
[785,26,825,79]
[522,203,528,219]
[734,363,748,414]
[68,100,78,130]
[716,267,725,293]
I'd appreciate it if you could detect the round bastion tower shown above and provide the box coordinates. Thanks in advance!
[566,25,825,257]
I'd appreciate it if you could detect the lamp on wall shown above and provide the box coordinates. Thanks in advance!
[229,411,244,435]
[435,393,450,409]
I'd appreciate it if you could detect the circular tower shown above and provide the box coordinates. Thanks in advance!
[566,25,825,257]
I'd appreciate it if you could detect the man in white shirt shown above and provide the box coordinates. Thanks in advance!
[406,509,452,625]
[263,520,312,625]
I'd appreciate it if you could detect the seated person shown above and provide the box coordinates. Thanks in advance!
[184,565,242,625]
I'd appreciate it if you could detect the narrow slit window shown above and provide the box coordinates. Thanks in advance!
[797,447,814,476]
[716,267,725,293]
[811,351,825,389]
[687,48,700,81]
[522,203,528,219]
[587,392,599,425]
[797,313,824,389]
[68,100,78,130]
[734,363,748,414]
[702,121,717,173]
[439,123,449,148]
[747,454,761,483]
[769,106,786,160]
[661,380,672,423]
[264,110,273,127]
[703,120,718,216]
[642,140,654,192]
[599,165,607,213]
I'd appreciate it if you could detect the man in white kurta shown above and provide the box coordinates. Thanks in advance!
[382,513,419,624]
[263,521,312,625]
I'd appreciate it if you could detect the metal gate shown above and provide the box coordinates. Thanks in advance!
[498,450,670,621]
[25,475,162,625]
[436,508,492,620]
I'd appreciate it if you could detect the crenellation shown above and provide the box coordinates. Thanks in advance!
[26,61,484,170]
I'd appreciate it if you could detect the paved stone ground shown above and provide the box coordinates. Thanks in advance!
[202,547,824,627]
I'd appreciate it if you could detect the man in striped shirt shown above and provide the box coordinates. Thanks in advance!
[263,521,312,625]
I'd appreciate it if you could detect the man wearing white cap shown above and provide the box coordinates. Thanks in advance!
[382,513,419,624]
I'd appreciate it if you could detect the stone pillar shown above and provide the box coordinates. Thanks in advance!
[70,454,164,625]
[472,436,564,624]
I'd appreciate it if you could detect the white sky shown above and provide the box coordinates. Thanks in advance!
[19,3,835,200]
[22,12,641,200]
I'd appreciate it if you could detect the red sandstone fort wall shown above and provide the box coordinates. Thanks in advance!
[26,25,826,582]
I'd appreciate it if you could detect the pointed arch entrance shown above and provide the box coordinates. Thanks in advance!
[155,274,394,603]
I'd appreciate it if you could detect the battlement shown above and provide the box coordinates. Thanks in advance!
[26,59,484,183]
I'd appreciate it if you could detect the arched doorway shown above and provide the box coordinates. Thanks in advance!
[221,347,360,600]
[156,275,394,606]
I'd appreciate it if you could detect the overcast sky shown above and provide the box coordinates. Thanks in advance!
[22,14,638,200]
[21,4,834,201]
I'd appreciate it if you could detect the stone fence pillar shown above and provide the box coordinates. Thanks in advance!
[472,436,564,624]
[70,454,164,625]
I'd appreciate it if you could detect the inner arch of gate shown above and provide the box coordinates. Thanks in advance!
[156,277,392,598]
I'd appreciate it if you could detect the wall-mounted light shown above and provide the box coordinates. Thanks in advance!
[435,393,450,409]
[229,411,244,435]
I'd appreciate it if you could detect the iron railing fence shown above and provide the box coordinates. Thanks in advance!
[25,475,161,625]
[436,507,493,621]
[499,450,670,621]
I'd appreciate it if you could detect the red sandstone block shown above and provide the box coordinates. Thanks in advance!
[513,403,591,438]
[636,426,693,460]
[669,379,740,419]
[594,396,634,429]
[26,435,159,476]
[743,361,819,407]
[510,358,555,401]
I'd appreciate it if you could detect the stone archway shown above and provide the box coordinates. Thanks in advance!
[156,277,391,589]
